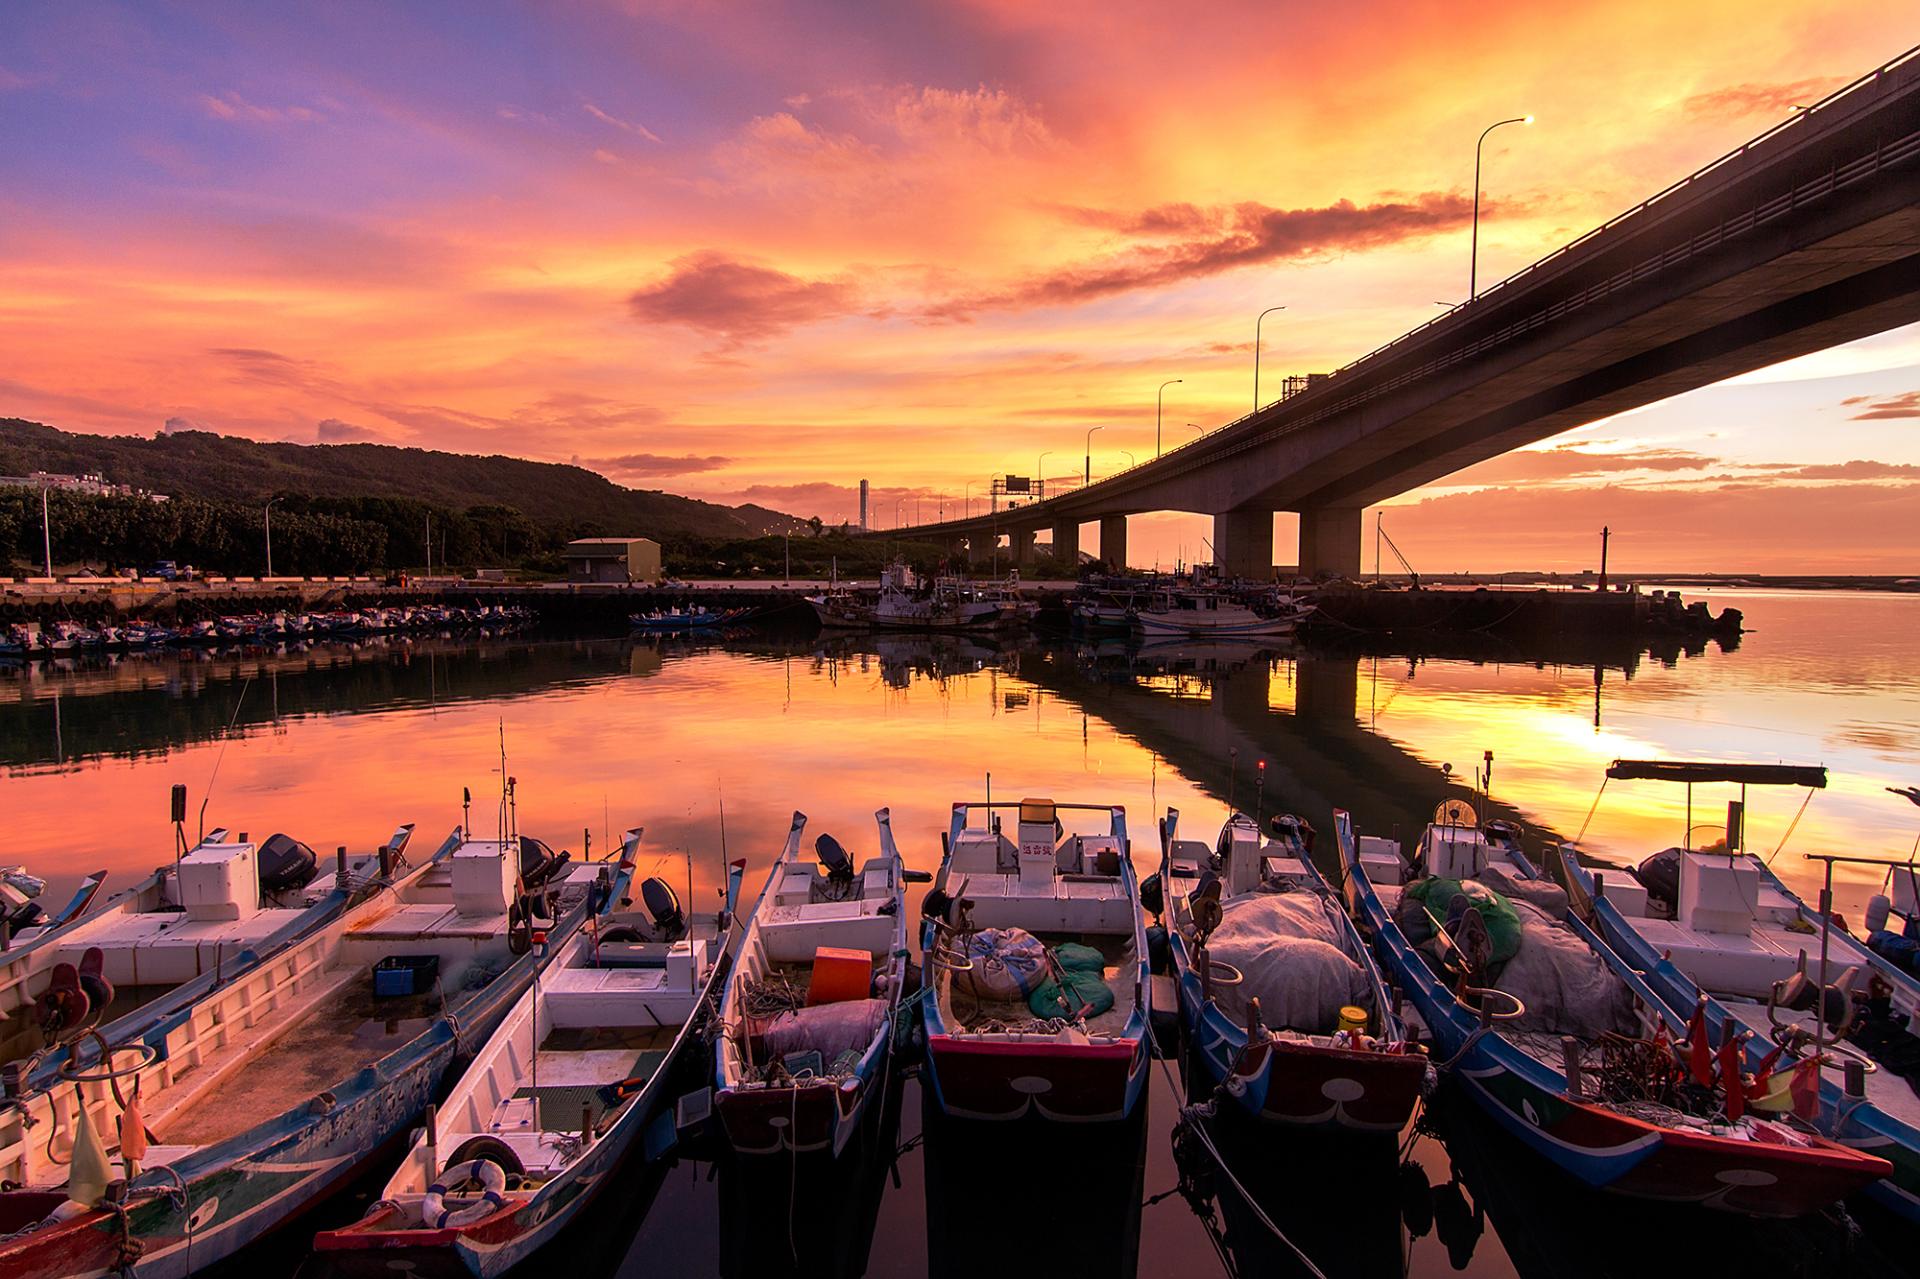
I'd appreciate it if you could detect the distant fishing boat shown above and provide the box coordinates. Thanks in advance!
[629,606,748,633]
[809,562,1011,632]
[312,831,738,1277]
[0,788,631,1279]
[1340,798,1888,1215]
[1132,586,1305,639]
[1561,759,1920,1221]
[1156,808,1427,1131]
[714,809,915,1157]
[920,798,1150,1122]
[0,821,349,1078]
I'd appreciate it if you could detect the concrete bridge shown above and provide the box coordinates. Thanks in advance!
[873,49,1920,578]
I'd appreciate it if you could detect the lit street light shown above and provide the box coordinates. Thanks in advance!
[1085,425,1104,485]
[1156,379,1182,458]
[1470,114,1532,299]
[1253,305,1285,412]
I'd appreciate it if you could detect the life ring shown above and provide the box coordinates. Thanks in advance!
[422,1158,509,1229]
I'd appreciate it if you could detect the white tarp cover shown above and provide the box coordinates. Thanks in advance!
[1203,892,1367,1034]
[1496,900,1636,1039]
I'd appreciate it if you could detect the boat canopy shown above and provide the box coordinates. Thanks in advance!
[1605,759,1827,788]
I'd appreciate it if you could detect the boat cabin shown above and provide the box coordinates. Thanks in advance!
[941,799,1134,934]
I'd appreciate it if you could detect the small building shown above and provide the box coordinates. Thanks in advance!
[563,537,661,584]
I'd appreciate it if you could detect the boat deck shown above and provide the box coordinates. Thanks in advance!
[51,906,318,989]
[159,976,441,1147]
[944,933,1136,1038]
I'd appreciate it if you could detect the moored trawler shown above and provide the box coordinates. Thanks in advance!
[919,797,1151,1122]
[1132,584,1307,639]
[808,561,1019,631]
[0,789,627,1279]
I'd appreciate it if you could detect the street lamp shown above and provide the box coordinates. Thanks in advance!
[1085,425,1104,485]
[1156,379,1182,458]
[1253,305,1286,412]
[964,481,972,519]
[1186,423,1204,440]
[1037,451,1053,502]
[1470,114,1532,299]
[894,499,904,529]
[1120,449,1136,468]
[264,497,279,577]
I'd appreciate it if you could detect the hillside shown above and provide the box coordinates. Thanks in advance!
[0,418,803,541]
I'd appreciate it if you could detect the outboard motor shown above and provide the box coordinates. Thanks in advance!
[638,877,687,942]
[257,833,320,896]
[815,833,856,900]
[518,837,573,889]
[1635,848,1682,913]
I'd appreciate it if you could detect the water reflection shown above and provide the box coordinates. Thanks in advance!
[8,591,1920,1276]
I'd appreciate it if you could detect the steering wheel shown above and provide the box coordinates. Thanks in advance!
[1462,986,1526,1023]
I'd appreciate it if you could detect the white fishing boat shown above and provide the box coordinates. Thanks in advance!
[714,810,915,1157]
[0,786,628,1279]
[0,818,356,1079]
[809,562,1009,631]
[1132,586,1301,639]
[313,832,740,1277]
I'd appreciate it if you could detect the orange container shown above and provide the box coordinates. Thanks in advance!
[808,946,874,1005]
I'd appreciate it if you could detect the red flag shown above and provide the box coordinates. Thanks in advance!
[1687,1002,1713,1088]
[1719,1031,1745,1121]
[1789,1057,1822,1121]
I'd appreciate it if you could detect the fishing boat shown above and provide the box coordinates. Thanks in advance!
[808,562,1008,632]
[714,809,914,1157]
[1339,798,1888,1215]
[312,832,739,1277]
[0,790,631,1279]
[1560,759,1920,1221]
[628,606,747,633]
[1156,808,1427,1131]
[0,819,352,1076]
[919,798,1150,1122]
[1132,586,1302,639]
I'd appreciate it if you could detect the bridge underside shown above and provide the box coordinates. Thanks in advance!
[863,73,1920,576]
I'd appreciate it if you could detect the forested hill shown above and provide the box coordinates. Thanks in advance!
[0,418,802,539]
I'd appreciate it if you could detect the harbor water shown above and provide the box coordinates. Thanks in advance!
[4,587,1917,1277]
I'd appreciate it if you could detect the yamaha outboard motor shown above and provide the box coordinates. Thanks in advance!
[257,833,320,896]
[639,876,687,942]
[816,833,855,899]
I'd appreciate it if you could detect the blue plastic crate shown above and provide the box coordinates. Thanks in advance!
[373,954,438,997]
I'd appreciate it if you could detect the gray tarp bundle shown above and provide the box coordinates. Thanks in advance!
[1496,899,1637,1040]
[1202,892,1368,1035]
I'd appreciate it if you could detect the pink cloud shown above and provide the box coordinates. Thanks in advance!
[627,252,860,341]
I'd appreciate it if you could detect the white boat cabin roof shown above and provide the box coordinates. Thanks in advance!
[946,799,1131,935]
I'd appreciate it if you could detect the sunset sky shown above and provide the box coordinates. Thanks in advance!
[1,3,1915,571]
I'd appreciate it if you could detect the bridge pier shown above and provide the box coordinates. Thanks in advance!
[1298,507,1362,579]
[1212,510,1273,582]
[1010,527,1036,569]
[1050,521,1078,567]
[1099,515,1128,570]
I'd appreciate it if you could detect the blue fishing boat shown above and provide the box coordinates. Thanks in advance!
[0,789,632,1279]
[629,606,746,633]
[1338,801,1886,1214]
[1560,758,1920,1221]
[1156,807,1427,1131]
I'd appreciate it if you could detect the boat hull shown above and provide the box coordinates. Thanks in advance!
[923,1033,1148,1122]
[716,1075,876,1156]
